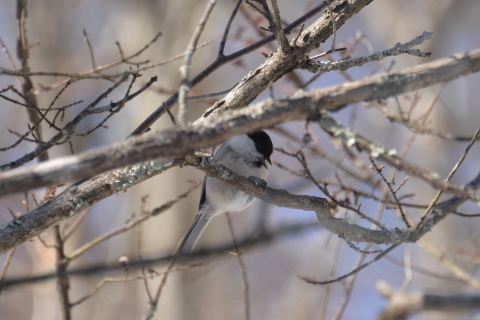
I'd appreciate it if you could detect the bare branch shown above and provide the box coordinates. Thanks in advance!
[16,0,48,162]
[271,0,290,53]
[0,159,179,254]
[2,47,480,195]
[299,245,400,285]
[369,158,411,228]
[70,263,201,307]
[0,74,156,171]
[185,156,480,246]
[54,226,72,320]
[67,184,200,261]
[0,222,320,289]
[377,281,480,320]
[131,0,340,135]
[304,31,433,72]
[318,114,480,201]
[178,0,217,126]
[416,126,480,228]
[218,0,243,57]
[226,213,251,320]
[0,249,16,296]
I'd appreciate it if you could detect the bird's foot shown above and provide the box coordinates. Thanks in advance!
[248,176,267,192]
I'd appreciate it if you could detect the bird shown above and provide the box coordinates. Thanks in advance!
[177,130,273,257]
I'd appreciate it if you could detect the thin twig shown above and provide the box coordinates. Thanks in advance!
[419,237,480,290]
[400,244,413,292]
[219,0,243,57]
[178,0,217,126]
[452,211,480,218]
[1,222,320,289]
[186,85,235,101]
[281,148,386,229]
[62,209,90,241]
[332,243,372,320]
[143,258,176,320]
[298,244,399,285]
[320,237,341,320]
[54,225,72,320]
[16,0,48,162]
[369,158,411,228]
[417,126,480,228]
[303,32,433,73]
[83,29,97,71]
[271,0,290,53]
[0,248,16,296]
[226,213,251,320]
[381,250,461,282]
[67,184,200,261]
[71,263,201,307]
[238,2,305,87]
[293,23,304,47]
[34,31,163,92]
[0,74,158,171]
[138,200,154,304]
[327,3,336,53]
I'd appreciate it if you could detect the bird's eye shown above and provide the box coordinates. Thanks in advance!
[252,159,263,168]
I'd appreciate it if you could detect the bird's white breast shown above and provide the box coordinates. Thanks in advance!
[205,145,267,215]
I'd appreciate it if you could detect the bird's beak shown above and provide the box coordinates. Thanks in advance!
[260,157,272,169]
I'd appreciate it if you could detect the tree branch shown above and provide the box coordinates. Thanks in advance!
[185,156,480,246]
[0,159,179,254]
[377,281,480,320]
[201,0,375,119]
[1,47,479,196]
[131,0,369,135]
[0,221,321,289]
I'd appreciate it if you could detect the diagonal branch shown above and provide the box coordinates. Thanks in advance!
[318,114,480,201]
[131,0,365,135]
[0,47,479,254]
[1,47,479,197]
[185,156,480,246]
[0,159,179,254]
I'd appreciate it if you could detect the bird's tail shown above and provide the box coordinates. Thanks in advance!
[177,212,212,258]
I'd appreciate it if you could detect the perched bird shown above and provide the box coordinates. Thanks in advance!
[177,130,273,257]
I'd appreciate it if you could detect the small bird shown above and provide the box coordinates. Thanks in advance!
[177,130,273,257]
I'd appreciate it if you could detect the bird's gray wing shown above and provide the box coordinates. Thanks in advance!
[198,177,207,210]
[213,143,234,163]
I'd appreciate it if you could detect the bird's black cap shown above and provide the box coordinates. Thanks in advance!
[247,130,273,164]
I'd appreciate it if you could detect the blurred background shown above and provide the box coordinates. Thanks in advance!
[0,0,479,319]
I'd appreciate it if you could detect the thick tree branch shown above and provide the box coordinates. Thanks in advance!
[1,144,479,257]
[185,156,480,246]
[132,0,371,134]
[201,0,375,119]
[0,160,179,254]
[0,44,479,254]
[1,47,480,196]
